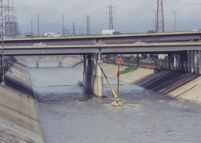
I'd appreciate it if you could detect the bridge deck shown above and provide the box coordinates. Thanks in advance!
[0,42,201,56]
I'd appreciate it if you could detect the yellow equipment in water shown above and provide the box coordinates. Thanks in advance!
[97,60,122,106]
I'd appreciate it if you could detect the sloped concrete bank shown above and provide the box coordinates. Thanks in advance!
[103,63,201,104]
[62,56,201,104]
[0,58,44,143]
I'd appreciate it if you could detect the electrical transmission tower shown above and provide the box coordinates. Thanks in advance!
[86,15,90,35]
[156,0,165,32]
[108,4,114,30]
[0,0,19,37]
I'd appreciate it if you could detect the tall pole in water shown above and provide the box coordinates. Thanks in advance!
[1,0,5,85]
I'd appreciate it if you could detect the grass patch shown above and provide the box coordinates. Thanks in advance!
[120,66,137,74]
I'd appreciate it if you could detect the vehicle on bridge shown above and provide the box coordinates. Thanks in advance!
[44,32,61,37]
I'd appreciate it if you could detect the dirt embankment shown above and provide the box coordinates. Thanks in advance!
[0,57,44,143]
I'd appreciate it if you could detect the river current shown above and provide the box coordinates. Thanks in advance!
[26,58,201,143]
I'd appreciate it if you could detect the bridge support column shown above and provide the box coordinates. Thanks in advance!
[187,51,191,73]
[83,52,103,97]
[186,50,201,74]
[191,51,195,73]
[181,52,188,72]
[83,54,92,94]
[194,51,199,74]
[173,54,177,71]
[168,52,187,72]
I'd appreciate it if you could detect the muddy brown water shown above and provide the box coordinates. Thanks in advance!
[27,58,201,143]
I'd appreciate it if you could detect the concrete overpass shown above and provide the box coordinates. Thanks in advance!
[2,31,201,46]
[1,31,201,97]
[1,42,201,55]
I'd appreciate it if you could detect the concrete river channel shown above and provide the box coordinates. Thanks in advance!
[25,57,201,143]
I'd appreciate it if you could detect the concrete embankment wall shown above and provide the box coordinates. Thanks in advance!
[5,59,34,96]
[0,58,44,142]
[61,56,201,104]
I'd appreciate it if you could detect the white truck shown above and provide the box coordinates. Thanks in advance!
[101,30,120,35]
[44,32,61,37]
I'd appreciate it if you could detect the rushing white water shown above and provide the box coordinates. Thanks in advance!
[27,58,201,143]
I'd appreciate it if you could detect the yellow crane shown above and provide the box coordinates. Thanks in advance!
[97,58,123,106]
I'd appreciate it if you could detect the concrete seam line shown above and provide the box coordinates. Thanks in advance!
[0,103,39,122]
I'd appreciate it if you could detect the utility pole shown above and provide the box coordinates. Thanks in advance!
[37,14,40,36]
[30,20,33,36]
[0,0,5,85]
[153,9,157,32]
[62,15,64,36]
[156,0,165,32]
[86,15,90,35]
[72,22,75,35]
[172,10,176,31]
[67,28,70,36]
[108,4,114,30]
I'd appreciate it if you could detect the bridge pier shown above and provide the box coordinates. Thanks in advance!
[186,50,201,74]
[168,53,181,71]
[83,52,103,97]
[168,51,201,74]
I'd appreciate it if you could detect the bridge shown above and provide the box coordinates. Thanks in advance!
[2,31,201,46]
[1,31,201,97]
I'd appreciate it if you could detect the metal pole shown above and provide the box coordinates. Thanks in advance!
[86,15,90,35]
[30,19,33,36]
[116,64,120,97]
[172,10,176,31]
[37,14,40,36]
[72,22,75,35]
[97,62,122,106]
[62,15,64,36]
[153,9,156,32]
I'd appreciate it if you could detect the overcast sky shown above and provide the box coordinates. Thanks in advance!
[12,0,201,35]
